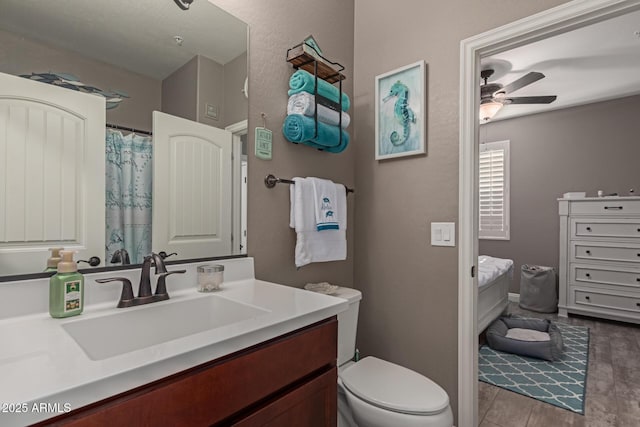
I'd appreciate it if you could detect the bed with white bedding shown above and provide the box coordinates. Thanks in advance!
[478,255,514,333]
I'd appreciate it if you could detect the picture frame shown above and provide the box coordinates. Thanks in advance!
[375,60,426,160]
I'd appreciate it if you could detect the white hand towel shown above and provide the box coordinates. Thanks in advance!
[289,177,347,268]
[311,177,340,231]
[287,92,351,129]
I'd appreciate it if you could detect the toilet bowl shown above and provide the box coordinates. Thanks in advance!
[311,287,453,427]
[338,357,453,427]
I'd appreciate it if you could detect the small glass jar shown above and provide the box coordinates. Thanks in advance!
[197,264,224,292]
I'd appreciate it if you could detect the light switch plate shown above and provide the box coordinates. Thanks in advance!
[431,222,456,247]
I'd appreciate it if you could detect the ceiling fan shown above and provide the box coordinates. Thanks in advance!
[479,69,557,121]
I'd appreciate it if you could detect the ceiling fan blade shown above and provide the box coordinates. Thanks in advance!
[501,72,545,94]
[504,95,557,104]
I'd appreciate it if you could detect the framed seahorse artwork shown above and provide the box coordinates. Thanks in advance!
[375,60,426,160]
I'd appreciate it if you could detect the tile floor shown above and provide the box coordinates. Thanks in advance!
[478,303,640,427]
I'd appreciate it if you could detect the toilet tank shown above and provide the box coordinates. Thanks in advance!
[332,287,362,366]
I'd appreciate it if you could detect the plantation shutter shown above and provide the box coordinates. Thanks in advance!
[479,141,510,240]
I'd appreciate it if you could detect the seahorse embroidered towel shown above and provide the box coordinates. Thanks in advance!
[310,178,340,231]
[289,177,347,268]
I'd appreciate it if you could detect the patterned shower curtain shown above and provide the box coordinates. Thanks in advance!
[105,129,153,265]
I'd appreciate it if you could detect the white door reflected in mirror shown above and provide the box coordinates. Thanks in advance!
[152,111,233,258]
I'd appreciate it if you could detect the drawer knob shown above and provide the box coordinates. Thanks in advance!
[586,227,592,231]
[637,302,640,307]
[585,295,591,300]
[585,273,591,278]
[586,250,591,255]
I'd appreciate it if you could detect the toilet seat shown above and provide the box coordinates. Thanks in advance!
[339,356,450,416]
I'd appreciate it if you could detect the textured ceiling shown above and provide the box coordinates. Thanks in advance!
[480,8,640,122]
[0,0,248,80]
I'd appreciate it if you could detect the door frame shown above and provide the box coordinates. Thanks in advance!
[457,1,640,425]
[226,119,248,254]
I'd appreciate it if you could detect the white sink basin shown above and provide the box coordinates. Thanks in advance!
[62,295,270,360]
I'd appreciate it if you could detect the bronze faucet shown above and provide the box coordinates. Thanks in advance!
[110,248,130,265]
[96,252,186,308]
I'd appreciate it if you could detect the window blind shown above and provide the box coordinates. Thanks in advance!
[479,141,510,240]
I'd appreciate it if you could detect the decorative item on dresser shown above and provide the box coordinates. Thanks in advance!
[558,196,640,324]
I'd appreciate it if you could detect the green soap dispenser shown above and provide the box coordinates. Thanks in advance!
[49,250,84,318]
[44,247,64,272]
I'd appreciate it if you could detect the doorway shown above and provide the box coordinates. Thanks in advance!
[457,1,640,426]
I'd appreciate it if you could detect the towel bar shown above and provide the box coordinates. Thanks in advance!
[264,174,354,194]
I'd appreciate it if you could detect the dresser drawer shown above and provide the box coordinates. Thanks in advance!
[571,218,640,240]
[571,241,640,264]
[571,264,640,290]
[571,288,640,313]
[569,200,640,215]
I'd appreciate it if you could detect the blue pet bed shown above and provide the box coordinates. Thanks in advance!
[486,316,564,361]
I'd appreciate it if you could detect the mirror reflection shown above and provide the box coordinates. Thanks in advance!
[0,0,248,277]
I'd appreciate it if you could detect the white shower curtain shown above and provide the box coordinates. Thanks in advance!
[105,129,153,265]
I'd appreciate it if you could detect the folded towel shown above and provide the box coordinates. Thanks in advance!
[283,114,349,152]
[299,134,350,154]
[310,178,341,231]
[288,69,350,112]
[287,93,351,129]
[290,177,347,268]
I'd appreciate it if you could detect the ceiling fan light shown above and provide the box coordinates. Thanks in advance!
[479,101,503,122]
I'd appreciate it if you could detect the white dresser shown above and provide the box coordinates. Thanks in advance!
[558,197,640,324]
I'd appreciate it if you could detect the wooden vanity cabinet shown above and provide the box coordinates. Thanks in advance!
[36,317,338,427]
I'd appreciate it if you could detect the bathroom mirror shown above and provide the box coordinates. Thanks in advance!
[0,0,248,278]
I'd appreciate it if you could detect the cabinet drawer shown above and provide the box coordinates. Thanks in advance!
[569,200,640,215]
[571,241,640,264]
[571,264,640,290]
[571,288,640,313]
[571,218,640,240]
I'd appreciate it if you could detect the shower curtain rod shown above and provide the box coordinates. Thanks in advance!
[106,123,153,136]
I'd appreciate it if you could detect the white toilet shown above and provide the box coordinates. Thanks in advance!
[331,287,453,427]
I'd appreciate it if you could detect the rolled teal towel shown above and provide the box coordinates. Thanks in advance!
[288,70,350,112]
[283,114,349,152]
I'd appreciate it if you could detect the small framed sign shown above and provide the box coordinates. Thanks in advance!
[255,127,272,160]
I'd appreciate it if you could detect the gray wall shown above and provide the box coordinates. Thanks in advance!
[480,95,640,293]
[161,56,200,122]
[0,29,161,132]
[224,52,249,127]
[352,0,567,421]
[162,53,248,128]
[210,0,355,288]
[197,56,225,126]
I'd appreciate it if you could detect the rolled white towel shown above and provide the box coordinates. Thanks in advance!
[287,92,351,129]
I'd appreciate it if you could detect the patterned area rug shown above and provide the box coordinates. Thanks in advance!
[479,321,589,414]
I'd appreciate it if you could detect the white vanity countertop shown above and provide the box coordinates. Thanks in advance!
[0,258,348,426]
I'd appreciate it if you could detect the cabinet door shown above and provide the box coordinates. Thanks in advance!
[0,72,105,275]
[233,367,337,427]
